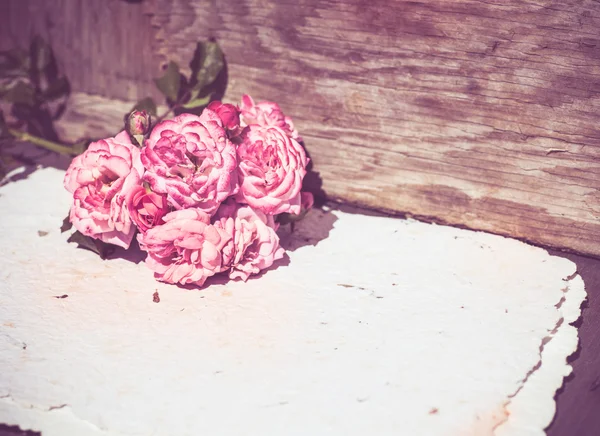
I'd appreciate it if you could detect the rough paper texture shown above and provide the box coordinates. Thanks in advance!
[0,167,586,436]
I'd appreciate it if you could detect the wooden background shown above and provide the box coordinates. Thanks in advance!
[2,0,600,257]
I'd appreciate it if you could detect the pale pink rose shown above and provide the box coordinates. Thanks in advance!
[215,201,284,281]
[141,113,238,214]
[236,125,308,215]
[126,186,170,233]
[240,94,300,141]
[205,101,240,132]
[63,131,143,249]
[138,208,232,286]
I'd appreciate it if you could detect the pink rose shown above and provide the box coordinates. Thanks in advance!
[138,208,232,286]
[126,186,170,233]
[240,94,300,141]
[141,113,238,214]
[215,201,284,281]
[236,125,308,215]
[206,101,240,132]
[63,131,143,249]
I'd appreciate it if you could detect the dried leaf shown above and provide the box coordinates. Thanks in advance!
[1,80,36,105]
[11,104,60,141]
[60,215,73,233]
[181,94,211,109]
[190,41,224,91]
[53,102,67,120]
[29,36,58,88]
[67,230,116,259]
[10,102,33,120]
[0,153,19,180]
[30,36,52,73]
[0,49,30,78]
[0,111,12,139]
[42,76,70,101]
[0,78,17,95]
[131,97,157,117]
[154,62,181,101]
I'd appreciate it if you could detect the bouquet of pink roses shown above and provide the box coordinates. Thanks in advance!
[63,95,313,287]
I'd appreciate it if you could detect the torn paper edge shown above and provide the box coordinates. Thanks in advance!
[494,271,587,436]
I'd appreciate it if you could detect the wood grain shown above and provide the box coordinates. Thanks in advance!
[0,0,162,101]
[3,0,600,256]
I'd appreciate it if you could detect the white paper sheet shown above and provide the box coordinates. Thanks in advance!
[0,167,585,436]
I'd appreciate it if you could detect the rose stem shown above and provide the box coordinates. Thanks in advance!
[8,128,78,156]
[154,89,193,124]
[154,106,175,124]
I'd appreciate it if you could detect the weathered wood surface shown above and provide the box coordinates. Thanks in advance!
[2,0,600,256]
[0,0,161,102]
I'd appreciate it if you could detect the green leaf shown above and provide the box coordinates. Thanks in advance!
[60,215,72,233]
[181,94,211,109]
[30,36,52,73]
[275,213,294,226]
[131,97,157,116]
[133,134,145,146]
[276,209,311,226]
[189,41,224,92]
[154,61,181,101]
[41,76,70,101]
[67,230,116,259]
[1,81,35,105]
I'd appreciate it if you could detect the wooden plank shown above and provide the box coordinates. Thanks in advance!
[3,0,600,256]
[0,0,162,102]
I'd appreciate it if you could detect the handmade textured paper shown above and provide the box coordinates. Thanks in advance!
[0,167,585,436]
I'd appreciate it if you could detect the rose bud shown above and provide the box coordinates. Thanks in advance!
[300,191,314,212]
[206,101,241,132]
[126,110,151,146]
